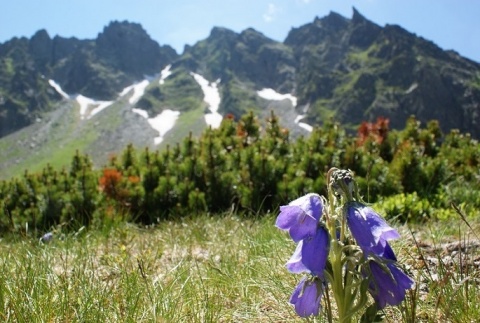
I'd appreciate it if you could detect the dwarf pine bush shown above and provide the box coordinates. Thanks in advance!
[0,113,479,232]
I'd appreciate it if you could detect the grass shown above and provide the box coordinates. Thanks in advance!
[160,106,208,149]
[0,213,479,322]
[398,216,480,322]
[0,214,299,322]
[0,99,103,178]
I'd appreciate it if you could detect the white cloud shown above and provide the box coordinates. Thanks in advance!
[263,3,280,22]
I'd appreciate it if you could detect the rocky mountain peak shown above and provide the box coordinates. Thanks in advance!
[29,29,53,69]
[96,21,152,47]
[187,26,237,57]
[320,11,349,30]
[210,26,236,36]
[95,21,165,76]
[285,10,351,48]
[30,29,51,44]
[351,7,369,24]
[204,27,238,51]
[348,7,381,48]
[179,26,238,78]
[238,28,274,52]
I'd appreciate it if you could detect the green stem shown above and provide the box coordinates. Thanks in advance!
[331,239,350,322]
[325,168,354,323]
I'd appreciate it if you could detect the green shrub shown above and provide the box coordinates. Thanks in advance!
[374,192,434,222]
[1,113,479,231]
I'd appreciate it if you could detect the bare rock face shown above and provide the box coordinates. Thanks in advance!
[95,21,176,78]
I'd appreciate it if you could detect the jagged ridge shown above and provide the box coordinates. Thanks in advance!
[1,9,480,178]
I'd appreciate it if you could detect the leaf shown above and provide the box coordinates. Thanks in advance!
[359,303,384,323]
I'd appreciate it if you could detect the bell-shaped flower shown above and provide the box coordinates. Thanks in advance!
[286,240,309,274]
[289,277,324,317]
[345,202,400,257]
[367,261,415,309]
[276,193,324,242]
[286,226,330,277]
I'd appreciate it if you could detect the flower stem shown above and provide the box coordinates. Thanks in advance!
[325,167,355,323]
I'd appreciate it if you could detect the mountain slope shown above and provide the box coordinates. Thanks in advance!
[285,9,480,134]
[1,9,480,179]
[173,9,480,136]
[0,21,178,137]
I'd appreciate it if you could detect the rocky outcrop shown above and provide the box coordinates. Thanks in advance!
[282,8,480,137]
[95,21,177,78]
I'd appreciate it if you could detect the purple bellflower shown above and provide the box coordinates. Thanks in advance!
[367,261,415,309]
[276,193,323,242]
[286,226,330,277]
[290,277,324,317]
[347,201,414,309]
[346,202,400,257]
[278,169,414,319]
[277,193,329,317]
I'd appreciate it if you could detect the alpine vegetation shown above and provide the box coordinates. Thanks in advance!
[276,168,414,321]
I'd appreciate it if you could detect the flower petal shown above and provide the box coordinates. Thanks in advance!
[288,193,323,221]
[275,205,298,229]
[382,242,397,261]
[368,261,414,309]
[346,202,400,256]
[286,241,309,273]
[276,193,324,242]
[289,277,322,317]
[301,226,330,277]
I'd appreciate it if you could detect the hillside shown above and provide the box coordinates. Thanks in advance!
[1,9,479,178]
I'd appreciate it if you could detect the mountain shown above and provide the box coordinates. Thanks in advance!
[0,9,479,178]
[0,21,177,137]
[286,9,480,134]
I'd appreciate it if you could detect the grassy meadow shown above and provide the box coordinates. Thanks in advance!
[0,211,479,322]
[1,113,479,321]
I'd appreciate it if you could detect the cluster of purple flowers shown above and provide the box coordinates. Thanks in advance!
[276,193,329,316]
[346,202,414,309]
[276,191,414,318]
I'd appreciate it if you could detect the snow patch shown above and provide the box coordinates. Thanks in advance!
[405,82,418,94]
[89,100,114,118]
[75,95,95,119]
[120,79,151,105]
[295,115,314,132]
[48,79,69,99]
[75,95,113,120]
[119,74,159,105]
[257,88,297,107]
[190,72,223,129]
[132,108,149,119]
[133,108,180,145]
[257,88,312,132]
[48,79,113,119]
[159,65,172,85]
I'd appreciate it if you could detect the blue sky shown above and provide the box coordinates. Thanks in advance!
[1,0,479,62]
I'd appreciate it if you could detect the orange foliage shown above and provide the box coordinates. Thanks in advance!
[236,123,246,137]
[357,117,390,146]
[224,113,235,121]
[128,176,140,184]
[99,168,122,198]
